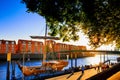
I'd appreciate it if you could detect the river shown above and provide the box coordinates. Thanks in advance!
[0,54,120,80]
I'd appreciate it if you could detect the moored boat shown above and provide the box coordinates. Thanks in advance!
[17,60,68,76]
[16,22,68,76]
[42,60,68,71]
[17,62,46,76]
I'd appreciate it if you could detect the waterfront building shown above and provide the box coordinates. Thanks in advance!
[0,40,16,54]
[17,39,43,54]
[0,39,88,57]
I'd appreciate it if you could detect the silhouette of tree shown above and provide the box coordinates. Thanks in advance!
[21,0,120,49]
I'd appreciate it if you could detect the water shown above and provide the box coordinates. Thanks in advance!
[0,54,119,80]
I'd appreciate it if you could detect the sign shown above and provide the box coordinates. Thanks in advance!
[7,53,11,61]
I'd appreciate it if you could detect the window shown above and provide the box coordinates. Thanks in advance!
[11,41,14,53]
[22,41,26,52]
[6,41,9,53]
[6,41,9,44]
[35,42,38,46]
[28,42,31,53]
[35,42,38,53]
[12,42,14,44]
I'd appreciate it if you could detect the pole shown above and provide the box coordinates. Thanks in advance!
[104,52,105,62]
[43,23,47,62]
[75,53,77,67]
[71,53,73,68]
[12,61,15,80]
[100,53,102,65]
[6,53,11,80]
[67,55,69,61]
[6,61,10,80]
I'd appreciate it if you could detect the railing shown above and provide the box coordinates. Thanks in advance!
[55,50,120,54]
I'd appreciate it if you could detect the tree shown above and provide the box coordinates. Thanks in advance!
[21,0,120,49]
[81,0,120,48]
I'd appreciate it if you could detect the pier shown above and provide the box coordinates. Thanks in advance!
[46,63,120,80]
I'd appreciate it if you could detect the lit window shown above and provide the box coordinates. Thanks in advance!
[28,42,31,53]
[22,41,26,45]
[35,42,38,46]
[6,41,9,53]
[35,42,38,53]
[22,41,26,52]
[12,42,14,44]
[6,41,9,44]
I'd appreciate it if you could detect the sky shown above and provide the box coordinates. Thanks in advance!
[0,0,46,40]
[0,0,115,50]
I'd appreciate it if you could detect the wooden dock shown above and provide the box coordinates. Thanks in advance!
[107,71,120,80]
[46,68,98,80]
[46,63,120,80]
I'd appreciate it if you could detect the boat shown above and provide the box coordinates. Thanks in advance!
[16,24,68,76]
[17,60,68,76]
[42,60,68,71]
[16,61,46,76]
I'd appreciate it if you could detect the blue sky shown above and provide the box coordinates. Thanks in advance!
[0,0,46,41]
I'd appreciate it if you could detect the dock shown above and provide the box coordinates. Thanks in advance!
[46,69,120,80]
[107,71,120,80]
[46,68,98,80]
[46,63,120,80]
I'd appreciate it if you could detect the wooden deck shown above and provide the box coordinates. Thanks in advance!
[46,68,98,80]
[46,67,120,80]
[107,71,120,80]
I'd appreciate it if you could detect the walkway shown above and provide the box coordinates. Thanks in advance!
[107,71,120,80]
[46,68,120,80]
[46,68,98,80]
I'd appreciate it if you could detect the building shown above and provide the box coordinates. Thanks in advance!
[17,39,43,54]
[0,40,16,54]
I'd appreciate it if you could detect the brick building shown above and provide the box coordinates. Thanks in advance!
[17,39,43,54]
[0,40,16,54]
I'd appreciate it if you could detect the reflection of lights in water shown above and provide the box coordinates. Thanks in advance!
[85,55,100,65]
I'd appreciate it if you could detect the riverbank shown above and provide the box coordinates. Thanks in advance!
[46,63,120,80]
[107,71,120,80]
[46,68,97,80]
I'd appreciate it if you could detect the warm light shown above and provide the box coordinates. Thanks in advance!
[56,32,91,49]
[96,44,115,50]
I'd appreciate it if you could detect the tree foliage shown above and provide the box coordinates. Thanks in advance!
[22,0,120,49]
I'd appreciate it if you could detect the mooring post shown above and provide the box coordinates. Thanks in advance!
[71,53,73,67]
[100,53,102,63]
[75,53,77,67]
[6,61,10,80]
[12,61,15,80]
[6,53,11,80]
[104,53,105,63]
